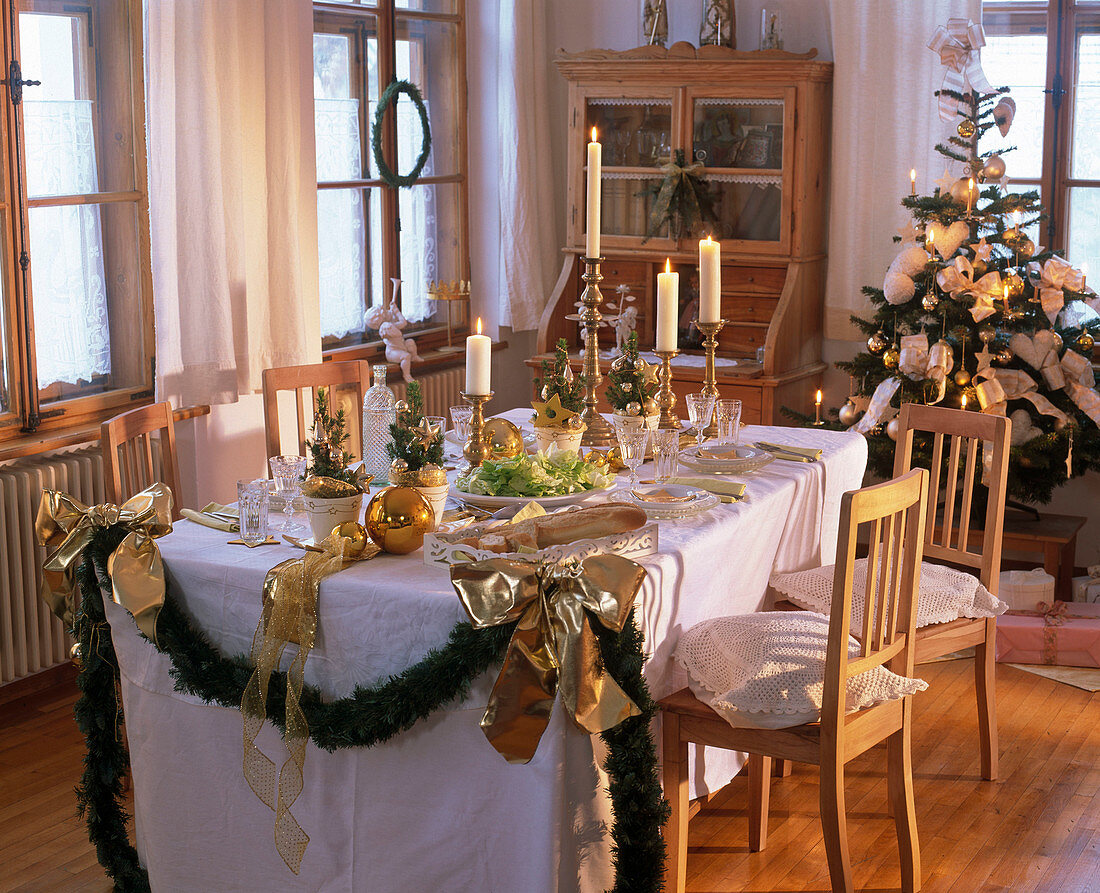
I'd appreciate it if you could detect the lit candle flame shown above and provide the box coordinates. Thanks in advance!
[910,168,916,181]
[1003,283,1010,301]
[665,258,671,274]
[926,227,935,249]
[961,393,968,410]
[476,317,482,335]
[1012,210,1021,228]
[815,389,822,405]
[591,126,598,142]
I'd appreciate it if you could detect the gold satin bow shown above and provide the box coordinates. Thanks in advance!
[1027,256,1086,324]
[936,256,1003,322]
[35,484,173,643]
[451,554,647,764]
[927,18,995,123]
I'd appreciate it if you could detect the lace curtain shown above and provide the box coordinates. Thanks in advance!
[23,100,111,388]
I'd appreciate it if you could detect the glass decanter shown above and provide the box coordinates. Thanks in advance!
[362,364,396,483]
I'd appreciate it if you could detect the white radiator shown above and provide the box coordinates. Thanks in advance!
[0,447,103,685]
[392,365,465,419]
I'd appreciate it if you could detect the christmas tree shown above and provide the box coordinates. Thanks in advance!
[606,331,659,417]
[805,80,1100,505]
[305,388,358,487]
[534,338,586,413]
[387,380,444,472]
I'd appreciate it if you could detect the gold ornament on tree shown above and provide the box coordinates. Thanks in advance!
[957,118,977,139]
[1076,330,1095,352]
[922,292,939,312]
[838,398,859,426]
[867,330,888,354]
[886,417,900,440]
[981,154,1006,180]
[955,368,971,387]
[883,346,901,369]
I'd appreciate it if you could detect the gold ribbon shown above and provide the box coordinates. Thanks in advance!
[241,532,358,875]
[1027,256,1086,324]
[35,484,173,642]
[927,18,995,122]
[1004,330,1100,427]
[936,256,1003,322]
[450,554,647,764]
[898,334,954,404]
[1009,600,1094,664]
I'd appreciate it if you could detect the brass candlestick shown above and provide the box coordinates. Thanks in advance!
[461,391,493,469]
[695,318,726,437]
[577,255,616,448]
[653,349,680,429]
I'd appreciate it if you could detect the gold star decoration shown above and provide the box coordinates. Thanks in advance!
[851,394,872,415]
[975,346,994,374]
[639,357,659,386]
[934,167,956,194]
[974,237,992,262]
[531,393,577,428]
[412,416,441,449]
[896,220,921,244]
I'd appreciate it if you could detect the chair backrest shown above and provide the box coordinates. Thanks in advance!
[262,361,371,461]
[822,468,929,730]
[892,403,1011,594]
[100,402,182,519]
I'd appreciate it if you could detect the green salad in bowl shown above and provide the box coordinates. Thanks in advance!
[456,447,613,498]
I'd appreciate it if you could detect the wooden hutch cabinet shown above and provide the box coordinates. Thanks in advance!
[530,43,833,425]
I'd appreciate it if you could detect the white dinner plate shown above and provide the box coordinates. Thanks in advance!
[623,486,719,519]
[450,480,615,509]
[678,443,775,475]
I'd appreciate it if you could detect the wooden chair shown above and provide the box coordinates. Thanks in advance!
[100,402,182,519]
[661,468,929,893]
[261,360,371,460]
[893,403,1010,781]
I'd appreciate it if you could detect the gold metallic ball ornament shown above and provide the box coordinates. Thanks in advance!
[978,324,997,345]
[867,331,888,354]
[995,347,1014,365]
[957,118,977,139]
[955,368,971,387]
[982,154,1006,180]
[482,417,525,459]
[365,487,434,554]
[1018,238,1035,260]
[70,642,82,668]
[886,418,900,441]
[922,292,939,312]
[332,520,370,557]
[838,399,860,426]
[1051,331,1063,350]
[1077,330,1095,352]
[883,347,901,369]
[642,397,659,416]
[949,178,973,205]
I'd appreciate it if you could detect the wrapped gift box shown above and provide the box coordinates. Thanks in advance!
[999,568,1055,611]
[996,601,1100,668]
[1071,573,1100,603]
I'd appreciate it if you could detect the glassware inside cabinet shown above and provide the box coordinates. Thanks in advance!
[709,174,782,243]
[585,98,672,167]
[693,98,784,170]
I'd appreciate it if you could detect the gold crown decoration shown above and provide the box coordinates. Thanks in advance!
[427,279,472,301]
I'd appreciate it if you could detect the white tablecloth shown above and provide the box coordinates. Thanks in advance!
[105,413,866,892]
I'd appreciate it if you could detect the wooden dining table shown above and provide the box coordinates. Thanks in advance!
[102,411,867,892]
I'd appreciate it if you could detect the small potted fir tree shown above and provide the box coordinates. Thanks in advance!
[386,380,448,526]
[300,388,370,540]
[532,338,586,454]
[606,331,659,430]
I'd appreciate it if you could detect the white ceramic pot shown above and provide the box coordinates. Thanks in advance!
[613,413,660,432]
[414,483,448,529]
[302,493,364,541]
[534,424,586,455]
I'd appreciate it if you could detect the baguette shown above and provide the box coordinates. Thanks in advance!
[476,502,647,552]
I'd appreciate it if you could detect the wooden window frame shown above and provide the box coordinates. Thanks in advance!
[312,0,471,365]
[0,0,154,444]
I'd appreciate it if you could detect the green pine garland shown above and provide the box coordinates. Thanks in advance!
[371,79,432,189]
[72,526,668,892]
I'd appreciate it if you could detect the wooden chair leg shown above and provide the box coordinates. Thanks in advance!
[662,712,689,893]
[819,756,854,893]
[975,617,999,781]
[773,758,793,777]
[748,754,772,852]
[887,702,921,893]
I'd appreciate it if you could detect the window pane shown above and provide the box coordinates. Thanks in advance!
[319,187,383,345]
[20,3,138,196]
[396,1,458,12]
[396,17,460,177]
[0,228,11,415]
[1072,33,1100,178]
[31,201,147,401]
[314,18,378,179]
[982,29,1047,180]
[399,182,461,327]
[1067,186,1100,284]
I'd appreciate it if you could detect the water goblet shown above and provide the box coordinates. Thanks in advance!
[449,404,473,442]
[269,455,307,533]
[715,399,743,445]
[685,392,716,449]
[650,427,680,483]
[236,481,269,545]
[615,424,650,492]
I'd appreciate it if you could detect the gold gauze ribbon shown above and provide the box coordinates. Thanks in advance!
[35,483,174,642]
[898,334,954,404]
[936,256,1003,322]
[450,554,647,764]
[240,532,355,875]
[1027,255,1086,324]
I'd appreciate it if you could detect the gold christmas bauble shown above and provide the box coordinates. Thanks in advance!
[1051,331,1063,350]
[365,487,434,554]
[995,347,1014,365]
[70,643,82,668]
[1017,237,1035,259]
[982,154,1006,180]
[957,118,977,139]
[1076,330,1095,352]
[482,417,525,459]
[332,521,370,557]
[394,400,408,414]
[867,331,888,354]
[971,257,987,278]
[955,369,971,387]
[642,397,659,416]
[949,177,973,205]
[838,399,860,426]
[883,347,901,369]
[922,292,939,312]
[978,324,997,344]
[886,418,900,441]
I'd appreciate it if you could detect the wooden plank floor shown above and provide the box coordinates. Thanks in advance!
[0,658,1097,892]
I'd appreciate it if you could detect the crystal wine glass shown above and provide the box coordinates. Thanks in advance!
[615,424,650,492]
[685,392,716,449]
[269,455,307,533]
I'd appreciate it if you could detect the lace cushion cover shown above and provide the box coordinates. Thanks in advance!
[673,611,928,731]
[771,558,1007,629]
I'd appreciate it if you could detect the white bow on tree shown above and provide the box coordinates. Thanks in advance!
[928,18,996,122]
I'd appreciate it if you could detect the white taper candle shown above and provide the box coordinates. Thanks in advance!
[465,317,491,395]
[656,259,679,353]
[699,235,721,323]
[586,128,601,258]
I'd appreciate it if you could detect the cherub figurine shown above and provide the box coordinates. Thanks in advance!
[367,278,419,381]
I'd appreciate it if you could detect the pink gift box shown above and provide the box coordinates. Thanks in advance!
[996,601,1100,668]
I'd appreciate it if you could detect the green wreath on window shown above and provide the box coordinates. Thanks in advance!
[371,79,432,188]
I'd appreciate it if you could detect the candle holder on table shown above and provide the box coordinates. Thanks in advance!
[813,400,825,426]
[461,391,494,469]
[576,255,616,448]
[695,318,726,438]
[428,280,471,353]
[653,349,681,430]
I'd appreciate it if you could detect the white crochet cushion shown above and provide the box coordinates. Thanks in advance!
[673,611,928,731]
[770,559,1007,630]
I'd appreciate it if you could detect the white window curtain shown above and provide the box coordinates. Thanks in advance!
[397,98,437,324]
[497,0,557,332]
[23,100,111,388]
[825,0,982,341]
[144,0,321,407]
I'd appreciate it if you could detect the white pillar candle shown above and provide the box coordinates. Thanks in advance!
[698,236,721,323]
[586,128,601,258]
[465,317,491,394]
[656,259,679,352]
